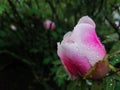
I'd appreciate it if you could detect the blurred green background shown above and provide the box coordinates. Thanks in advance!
[0,0,120,90]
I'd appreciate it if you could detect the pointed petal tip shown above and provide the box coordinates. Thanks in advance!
[77,16,96,28]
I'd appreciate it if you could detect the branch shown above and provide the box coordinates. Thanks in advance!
[0,50,36,66]
[46,0,59,21]
[7,0,25,27]
[105,15,119,32]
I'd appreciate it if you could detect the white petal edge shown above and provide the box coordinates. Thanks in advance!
[77,16,96,28]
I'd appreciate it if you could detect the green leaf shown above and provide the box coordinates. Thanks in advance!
[54,66,67,86]
[0,4,5,15]
[80,80,89,90]
[103,77,116,90]
[67,80,81,90]
[56,66,67,78]
[91,81,102,90]
[43,57,52,65]
[67,79,89,90]
[52,60,61,66]
[109,55,120,65]
[113,75,120,81]
[0,30,7,38]
[110,41,120,54]
[29,48,40,53]
[115,81,120,90]
[0,39,10,47]
[51,32,57,39]
[103,33,119,43]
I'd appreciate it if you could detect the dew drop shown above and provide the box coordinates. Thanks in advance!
[87,47,90,50]
[116,59,119,61]
[106,36,110,38]
[110,83,113,86]
[106,73,109,76]
[86,80,92,86]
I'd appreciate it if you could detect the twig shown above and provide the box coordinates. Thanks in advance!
[94,0,104,17]
[105,15,119,32]
[0,50,36,66]
[105,69,120,77]
[7,0,25,27]
[46,0,59,21]
[111,50,120,56]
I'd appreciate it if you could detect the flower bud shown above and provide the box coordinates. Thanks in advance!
[84,59,109,80]
[57,16,108,80]
[43,19,55,30]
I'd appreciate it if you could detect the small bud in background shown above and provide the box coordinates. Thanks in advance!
[10,24,17,31]
[115,21,120,29]
[43,19,55,30]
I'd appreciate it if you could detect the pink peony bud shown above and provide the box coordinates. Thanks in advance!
[43,19,55,30]
[57,16,108,80]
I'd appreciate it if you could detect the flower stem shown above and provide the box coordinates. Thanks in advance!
[109,64,117,72]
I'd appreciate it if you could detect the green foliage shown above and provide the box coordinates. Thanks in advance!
[110,55,120,66]
[0,4,5,15]
[103,33,119,44]
[110,41,120,54]
[104,77,116,90]
[0,0,120,90]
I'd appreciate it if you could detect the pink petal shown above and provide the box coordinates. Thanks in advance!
[57,42,92,79]
[70,24,106,66]
[43,20,55,30]
[77,16,96,28]
[62,31,72,43]
[43,20,51,29]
